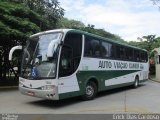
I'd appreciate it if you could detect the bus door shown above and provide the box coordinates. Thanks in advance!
[58,33,83,94]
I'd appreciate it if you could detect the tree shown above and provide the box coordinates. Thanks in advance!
[56,17,85,29]
[81,25,127,44]
[56,17,126,43]
[128,35,160,52]
[1,0,64,30]
[151,0,160,10]
[141,35,157,51]
[0,1,37,80]
[22,0,64,29]
[0,0,63,81]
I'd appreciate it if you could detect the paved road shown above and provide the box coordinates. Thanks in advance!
[0,80,160,114]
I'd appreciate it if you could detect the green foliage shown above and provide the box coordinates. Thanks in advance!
[128,35,160,52]
[150,0,160,10]
[57,17,126,43]
[57,17,85,29]
[5,0,64,28]
[0,0,64,46]
[0,1,45,46]
[81,25,127,43]
[0,0,65,80]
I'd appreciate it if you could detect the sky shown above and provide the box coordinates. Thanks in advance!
[58,0,160,41]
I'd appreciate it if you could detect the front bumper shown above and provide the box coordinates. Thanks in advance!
[19,86,59,100]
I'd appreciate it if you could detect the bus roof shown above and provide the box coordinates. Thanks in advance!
[68,29,148,52]
[30,29,72,37]
[30,29,147,52]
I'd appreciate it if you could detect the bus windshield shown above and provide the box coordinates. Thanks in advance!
[21,32,62,79]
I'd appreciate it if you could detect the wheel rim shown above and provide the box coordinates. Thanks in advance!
[86,85,94,97]
[135,78,139,87]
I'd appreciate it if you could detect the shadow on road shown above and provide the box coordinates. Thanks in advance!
[26,83,146,108]
[27,97,83,108]
[97,84,145,98]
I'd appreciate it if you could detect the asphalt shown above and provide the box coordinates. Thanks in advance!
[0,80,160,114]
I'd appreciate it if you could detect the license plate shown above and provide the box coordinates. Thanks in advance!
[27,91,35,96]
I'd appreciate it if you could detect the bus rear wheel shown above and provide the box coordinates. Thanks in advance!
[82,81,97,100]
[133,76,139,88]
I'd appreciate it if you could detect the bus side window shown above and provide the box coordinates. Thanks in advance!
[84,36,101,57]
[134,50,140,62]
[145,52,148,62]
[126,48,133,61]
[141,52,148,62]
[120,47,126,59]
[91,39,101,57]
[101,41,112,58]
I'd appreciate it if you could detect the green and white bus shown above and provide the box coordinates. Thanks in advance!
[9,29,149,100]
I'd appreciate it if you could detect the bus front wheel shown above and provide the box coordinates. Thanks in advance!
[82,81,97,100]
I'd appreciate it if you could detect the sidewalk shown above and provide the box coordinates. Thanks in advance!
[0,78,18,88]
[149,75,160,83]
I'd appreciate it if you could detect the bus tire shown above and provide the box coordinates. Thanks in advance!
[82,81,97,100]
[133,76,139,88]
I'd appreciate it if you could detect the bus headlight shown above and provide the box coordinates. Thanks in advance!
[41,85,55,90]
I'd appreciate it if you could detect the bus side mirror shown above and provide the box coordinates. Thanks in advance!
[9,46,22,61]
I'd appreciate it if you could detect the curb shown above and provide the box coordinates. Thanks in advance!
[0,86,18,89]
[149,78,160,83]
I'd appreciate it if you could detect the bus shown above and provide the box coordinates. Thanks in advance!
[9,29,149,100]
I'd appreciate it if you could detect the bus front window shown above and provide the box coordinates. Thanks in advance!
[21,33,62,79]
